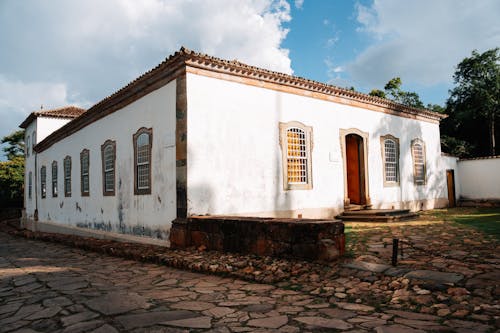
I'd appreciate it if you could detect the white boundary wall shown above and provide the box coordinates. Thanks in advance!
[458,156,500,200]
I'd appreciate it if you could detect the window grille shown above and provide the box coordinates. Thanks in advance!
[133,128,152,195]
[412,140,426,184]
[101,140,116,195]
[286,128,308,184]
[32,131,36,151]
[64,156,71,196]
[28,171,32,199]
[80,149,89,196]
[26,135,30,157]
[384,139,398,182]
[41,166,46,198]
[52,161,58,197]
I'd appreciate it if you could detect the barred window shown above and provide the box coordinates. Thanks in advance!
[26,135,30,157]
[381,135,400,185]
[279,121,313,190]
[41,166,46,198]
[32,131,36,151]
[64,156,71,197]
[101,140,116,195]
[28,171,32,199]
[133,128,152,195]
[52,161,58,197]
[412,139,426,185]
[80,149,90,196]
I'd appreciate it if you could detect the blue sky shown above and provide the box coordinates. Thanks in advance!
[1,0,499,159]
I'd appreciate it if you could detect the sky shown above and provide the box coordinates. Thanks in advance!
[1,0,499,159]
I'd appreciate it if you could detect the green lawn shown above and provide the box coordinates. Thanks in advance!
[449,208,500,239]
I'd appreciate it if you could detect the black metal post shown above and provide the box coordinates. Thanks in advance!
[392,238,399,266]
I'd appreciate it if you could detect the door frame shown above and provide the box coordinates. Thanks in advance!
[340,128,371,208]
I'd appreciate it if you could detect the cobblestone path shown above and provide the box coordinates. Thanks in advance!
[0,231,497,332]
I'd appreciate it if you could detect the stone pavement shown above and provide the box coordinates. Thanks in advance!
[0,230,498,333]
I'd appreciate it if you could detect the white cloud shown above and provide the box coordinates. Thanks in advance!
[294,0,304,9]
[0,0,292,157]
[346,0,500,89]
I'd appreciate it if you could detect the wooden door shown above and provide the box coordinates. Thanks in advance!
[346,134,362,204]
[446,170,456,207]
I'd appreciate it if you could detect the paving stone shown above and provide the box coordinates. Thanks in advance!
[319,308,356,319]
[294,316,353,330]
[90,324,119,333]
[42,296,73,307]
[116,310,198,329]
[343,261,391,273]
[62,320,105,333]
[0,302,22,315]
[85,292,150,315]
[375,324,425,333]
[247,315,288,329]
[0,320,29,333]
[241,304,274,312]
[25,306,62,320]
[170,301,214,311]
[385,310,439,321]
[61,311,100,326]
[335,302,375,312]
[205,306,235,318]
[404,270,463,284]
[162,316,212,329]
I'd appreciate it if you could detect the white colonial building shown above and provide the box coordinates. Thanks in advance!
[20,47,457,241]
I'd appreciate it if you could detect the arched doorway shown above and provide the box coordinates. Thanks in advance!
[340,128,370,208]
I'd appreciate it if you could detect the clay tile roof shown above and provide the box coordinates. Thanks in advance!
[20,106,86,128]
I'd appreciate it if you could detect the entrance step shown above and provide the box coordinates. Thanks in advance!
[336,209,419,223]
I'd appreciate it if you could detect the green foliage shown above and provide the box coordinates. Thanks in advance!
[445,48,499,156]
[0,130,25,207]
[440,135,474,158]
[0,156,24,205]
[1,129,25,159]
[370,77,425,108]
[369,89,386,98]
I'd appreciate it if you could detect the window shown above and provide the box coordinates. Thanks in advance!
[279,121,313,190]
[41,166,46,198]
[28,171,32,199]
[80,149,90,196]
[101,140,116,196]
[52,161,58,197]
[32,131,36,151]
[411,139,426,185]
[26,135,30,157]
[64,156,72,197]
[133,128,152,194]
[381,135,399,186]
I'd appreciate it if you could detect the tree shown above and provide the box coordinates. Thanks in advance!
[370,77,425,108]
[0,130,25,207]
[1,129,25,159]
[446,48,499,156]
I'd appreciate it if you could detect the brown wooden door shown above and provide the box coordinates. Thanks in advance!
[446,170,456,207]
[346,134,362,204]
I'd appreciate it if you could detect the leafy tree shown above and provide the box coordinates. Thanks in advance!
[446,48,499,156]
[369,89,386,98]
[0,130,25,207]
[370,77,425,108]
[1,129,25,159]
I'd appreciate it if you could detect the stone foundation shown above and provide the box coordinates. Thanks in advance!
[170,216,345,261]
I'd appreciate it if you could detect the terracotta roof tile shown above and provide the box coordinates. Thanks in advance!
[20,106,86,128]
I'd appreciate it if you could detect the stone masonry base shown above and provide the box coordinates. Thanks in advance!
[170,216,345,261]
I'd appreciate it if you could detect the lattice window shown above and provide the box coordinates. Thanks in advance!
[279,121,313,190]
[52,161,58,197]
[64,156,71,197]
[412,139,426,185]
[80,149,90,196]
[383,138,399,184]
[26,135,30,157]
[41,166,46,198]
[133,128,152,195]
[32,131,36,150]
[28,171,32,199]
[101,140,116,195]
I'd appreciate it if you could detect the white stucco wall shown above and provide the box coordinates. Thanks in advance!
[458,157,500,200]
[37,117,72,143]
[28,82,177,238]
[186,73,448,218]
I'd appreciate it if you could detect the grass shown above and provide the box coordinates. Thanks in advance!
[426,207,500,240]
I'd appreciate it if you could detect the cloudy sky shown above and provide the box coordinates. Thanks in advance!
[1,0,499,159]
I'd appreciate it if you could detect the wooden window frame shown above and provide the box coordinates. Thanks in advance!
[26,135,30,157]
[80,149,90,197]
[133,127,153,195]
[380,134,400,187]
[101,140,116,196]
[51,161,58,197]
[32,131,36,150]
[40,166,46,199]
[64,156,72,197]
[411,138,427,185]
[28,171,32,199]
[279,121,313,190]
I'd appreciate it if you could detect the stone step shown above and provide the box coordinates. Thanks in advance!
[341,209,411,216]
[335,213,418,223]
